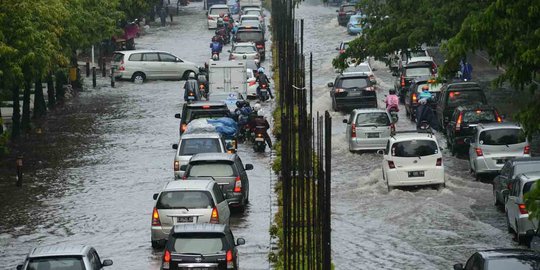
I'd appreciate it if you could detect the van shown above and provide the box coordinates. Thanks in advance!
[208,61,248,95]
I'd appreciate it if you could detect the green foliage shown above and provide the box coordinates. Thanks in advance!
[525,178,540,222]
[119,0,161,20]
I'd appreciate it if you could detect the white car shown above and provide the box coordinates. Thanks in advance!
[207,4,230,29]
[342,62,376,84]
[505,172,540,245]
[111,50,198,83]
[381,130,445,191]
[240,14,265,28]
[172,132,229,178]
[243,7,264,18]
[246,68,258,99]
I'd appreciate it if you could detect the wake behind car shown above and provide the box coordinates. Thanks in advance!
[328,73,377,111]
[336,4,357,26]
[381,130,445,191]
[161,223,245,270]
[435,81,488,129]
[454,249,540,270]
[17,244,113,270]
[112,50,198,83]
[343,108,395,152]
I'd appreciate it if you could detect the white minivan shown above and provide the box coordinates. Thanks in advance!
[111,50,198,83]
[207,5,230,29]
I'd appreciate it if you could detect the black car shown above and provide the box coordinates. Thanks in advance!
[446,105,502,155]
[394,61,435,101]
[327,73,377,111]
[175,101,231,135]
[336,4,357,26]
[404,77,441,120]
[162,223,245,270]
[493,157,540,208]
[435,81,488,129]
[454,249,540,270]
[234,27,266,60]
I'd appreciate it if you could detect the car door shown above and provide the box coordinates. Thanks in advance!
[447,109,459,139]
[88,249,101,270]
[159,53,178,79]
[142,53,161,79]
[506,180,520,230]
[212,183,230,224]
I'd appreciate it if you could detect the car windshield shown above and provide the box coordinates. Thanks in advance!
[404,67,432,77]
[180,138,221,155]
[408,50,428,58]
[245,10,260,15]
[342,5,355,12]
[234,46,256,53]
[486,257,540,270]
[235,31,263,42]
[447,90,486,106]
[355,112,390,126]
[112,53,124,62]
[187,109,230,122]
[28,256,85,270]
[479,128,526,145]
[188,162,236,177]
[344,65,370,73]
[157,191,213,209]
[339,77,369,89]
[242,16,258,21]
[462,110,497,124]
[391,140,438,157]
[415,83,441,93]
[171,233,226,254]
[210,8,229,15]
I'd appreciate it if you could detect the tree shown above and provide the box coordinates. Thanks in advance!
[34,79,47,118]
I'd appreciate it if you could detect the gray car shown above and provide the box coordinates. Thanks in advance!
[493,157,540,208]
[183,153,253,212]
[505,172,540,245]
[17,244,113,270]
[343,109,394,152]
[172,132,229,178]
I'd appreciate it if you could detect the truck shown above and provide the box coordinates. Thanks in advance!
[208,61,248,96]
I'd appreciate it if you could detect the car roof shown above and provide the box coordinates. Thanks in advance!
[209,4,229,8]
[390,131,437,141]
[233,42,256,47]
[187,101,227,107]
[337,73,369,79]
[190,153,237,162]
[180,132,221,139]
[477,249,540,259]
[455,104,498,111]
[518,172,540,182]
[28,244,90,258]
[164,179,214,191]
[172,223,228,234]
[445,81,481,89]
[408,56,434,63]
[113,50,170,55]
[477,122,522,130]
[403,61,432,68]
[352,108,388,114]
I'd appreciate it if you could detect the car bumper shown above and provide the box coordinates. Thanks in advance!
[516,216,536,235]
[335,97,377,110]
[387,169,445,187]
[151,226,172,242]
[349,137,388,151]
[473,154,531,174]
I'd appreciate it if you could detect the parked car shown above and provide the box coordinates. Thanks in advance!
[404,77,442,121]
[17,244,113,270]
[394,61,435,101]
[435,81,488,129]
[381,130,445,191]
[467,123,531,180]
[151,180,231,248]
[111,50,198,83]
[342,62,376,84]
[505,172,540,244]
[207,5,230,29]
[328,73,377,111]
[336,4,357,26]
[453,249,540,270]
[175,101,232,135]
[493,157,540,208]
[234,27,266,60]
[228,42,260,61]
[172,132,229,178]
[161,223,245,270]
[182,153,253,211]
[347,14,364,35]
[446,105,502,155]
[343,109,395,152]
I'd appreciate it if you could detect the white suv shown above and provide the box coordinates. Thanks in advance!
[111,50,198,83]
[381,130,445,191]
[505,172,540,245]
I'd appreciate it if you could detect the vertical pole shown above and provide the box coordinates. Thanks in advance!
[102,58,106,77]
[86,62,90,77]
[91,45,95,68]
[92,67,97,88]
[323,111,332,270]
[111,68,115,88]
[310,53,313,118]
[16,155,23,187]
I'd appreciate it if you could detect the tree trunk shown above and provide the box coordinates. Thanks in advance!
[33,78,47,118]
[47,73,55,108]
[21,79,31,132]
[11,85,21,139]
[55,70,66,102]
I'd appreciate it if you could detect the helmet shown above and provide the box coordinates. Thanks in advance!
[257,67,265,73]
[212,54,219,61]
[422,85,429,91]
[224,17,230,22]
[257,110,264,117]
[188,72,196,79]
[253,103,261,112]
[389,89,396,95]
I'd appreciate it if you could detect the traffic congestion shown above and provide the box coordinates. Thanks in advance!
[1,0,540,269]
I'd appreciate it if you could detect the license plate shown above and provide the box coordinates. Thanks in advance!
[408,171,425,177]
[496,159,507,164]
[176,216,193,223]
[367,133,379,138]
[255,137,264,142]
[188,96,195,100]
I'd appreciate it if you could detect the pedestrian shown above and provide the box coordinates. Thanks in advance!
[159,6,167,26]
[460,58,473,81]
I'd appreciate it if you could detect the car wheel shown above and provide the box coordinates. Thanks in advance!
[131,72,145,84]
[493,190,502,207]
[182,70,194,80]
[516,220,525,245]
[151,240,161,249]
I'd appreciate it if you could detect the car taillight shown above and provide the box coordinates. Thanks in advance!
[519,204,528,215]
[455,112,463,131]
[210,207,219,223]
[248,81,256,86]
[524,145,530,155]
[208,16,214,20]
[412,93,417,104]
[174,161,179,171]
[181,123,187,132]
[436,158,442,166]
[475,147,483,156]
[119,65,125,71]
[152,207,161,226]
[226,250,234,268]
[256,44,263,48]
[162,249,171,269]
[233,176,242,192]
[351,123,356,138]
[388,160,395,169]
[495,111,502,122]
[199,84,205,90]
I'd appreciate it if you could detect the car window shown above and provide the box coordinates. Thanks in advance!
[159,53,177,62]
[187,109,230,122]
[170,233,226,254]
[157,191,214,209]
[143,53,159,62]
[235,31,263,42]
[486,257,540,270]
[404,67,431,77]
[355,112,390,126]
[180,138,222,155]
[188,162,236,177]
[241,16,258,21]
[113,53,124,62]
[213,184,225,203]
[128,53,142,61]
[210,8,229,15]
[28,256,85,270]
[342,5,355,12]
[234,46,257,53]
[338,77,369,88]
[341,42,349,50]
[462,110,497,124]
[410,51,428,58]
[447,90,486,106]
[391,140,438,157]
[479,128,526,145]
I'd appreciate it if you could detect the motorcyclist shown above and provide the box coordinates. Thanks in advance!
[384,89,399,112]
[183,72,200,102]
[416,98,439,130]
[217,16,225,28]
[235,100,253,126]
[418,85,433,102]
[215,26,229,43]
[255,68,274,99]
[250,110,272,148]
[210,39,223,58]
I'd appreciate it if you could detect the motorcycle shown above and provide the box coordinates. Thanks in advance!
[212,51,220,60]
[388,106,399,122]
[258,83,270,101]
[253,130,266,152]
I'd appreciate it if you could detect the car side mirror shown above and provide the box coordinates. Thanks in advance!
[172,144,178,150]
[153,193,159,200]
[175,113,181,119]
[180,165,187,171]
[102,259,113,267]
[377,149,385,155]
[327,82,334,87]
[245,164,254,170]
[17,265,22,270]
[342,119,348,124]
[236,238,246,246]
[453,263,464,270]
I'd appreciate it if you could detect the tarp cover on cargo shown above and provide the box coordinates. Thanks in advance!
[185,118,237,137]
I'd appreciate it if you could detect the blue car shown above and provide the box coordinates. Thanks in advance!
[347,15,363,35]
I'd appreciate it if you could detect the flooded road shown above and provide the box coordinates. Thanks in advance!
[0,3,272,269]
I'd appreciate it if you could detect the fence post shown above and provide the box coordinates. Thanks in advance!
[86,62,90,77]
[92,67,96,88]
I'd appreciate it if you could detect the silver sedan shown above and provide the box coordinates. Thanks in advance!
[229,42,260,61]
